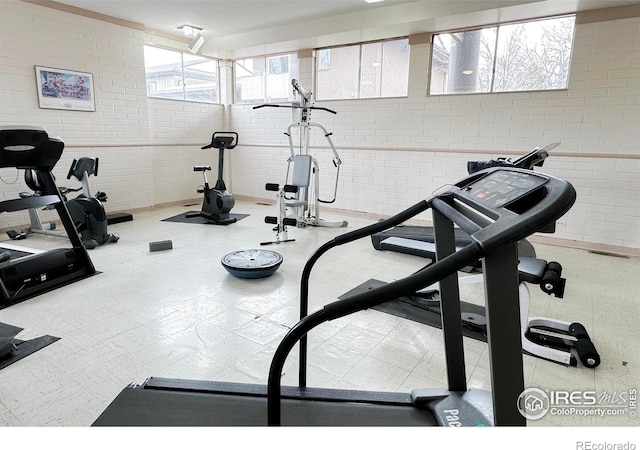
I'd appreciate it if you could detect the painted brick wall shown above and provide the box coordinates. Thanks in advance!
[0,2,637,249]
[0,2,225,229]
[230,16,640,249]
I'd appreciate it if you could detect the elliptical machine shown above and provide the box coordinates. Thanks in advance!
[62,157,119,249]
[8,157,119,249]
[186,132,238,225]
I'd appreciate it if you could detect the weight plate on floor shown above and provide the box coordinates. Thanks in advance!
[221,249,283,279]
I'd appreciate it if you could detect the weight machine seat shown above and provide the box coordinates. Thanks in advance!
[284,200,308,208]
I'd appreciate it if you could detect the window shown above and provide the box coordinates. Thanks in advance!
[315,39,410,100]
[430,15,576,95]
[234,53,299,103]
[143,45,219,103]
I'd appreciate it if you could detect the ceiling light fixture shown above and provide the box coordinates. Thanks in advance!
[365,0,384,3]
[178,25,205,54]
[178,25,202,37]
[187,33,205,54]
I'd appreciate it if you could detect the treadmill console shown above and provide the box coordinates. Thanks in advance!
[460,170,548,209]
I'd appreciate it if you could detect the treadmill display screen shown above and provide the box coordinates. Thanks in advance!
[462,170,547,208]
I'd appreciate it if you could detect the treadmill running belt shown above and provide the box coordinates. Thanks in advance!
[93,387,437,426]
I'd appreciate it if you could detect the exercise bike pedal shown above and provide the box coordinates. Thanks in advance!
[265,216,278,225]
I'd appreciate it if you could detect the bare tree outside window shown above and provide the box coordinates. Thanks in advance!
[430,16,576,95]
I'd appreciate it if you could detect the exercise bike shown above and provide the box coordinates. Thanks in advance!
[7,157,119,249]
[185,132,238,225]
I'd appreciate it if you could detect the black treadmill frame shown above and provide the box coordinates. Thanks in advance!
[0,126,96,309]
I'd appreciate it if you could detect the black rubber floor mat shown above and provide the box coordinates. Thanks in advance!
[0,322,60,370]
[162,212,249,225]
[340,279,488,342]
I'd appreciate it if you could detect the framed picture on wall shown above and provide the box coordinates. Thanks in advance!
[35,66,95,112]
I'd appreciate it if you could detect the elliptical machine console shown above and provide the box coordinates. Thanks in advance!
[186,132,238,225]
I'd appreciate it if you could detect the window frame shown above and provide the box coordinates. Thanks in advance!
[314,38,410,101]
[143,45,220,104]
[428,15,576,96]
[233,52,300,104]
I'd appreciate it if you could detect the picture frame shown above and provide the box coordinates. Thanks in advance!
[35,66,96,112]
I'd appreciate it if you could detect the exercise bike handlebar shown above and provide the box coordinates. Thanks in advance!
[66,157,99,181]
[201,131,238,150]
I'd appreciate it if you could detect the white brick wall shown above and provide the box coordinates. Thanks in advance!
[0,2,225,226]
[231,16,640,250]
[0,2,638,250]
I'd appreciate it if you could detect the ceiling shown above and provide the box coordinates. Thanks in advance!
[46,0,640,58]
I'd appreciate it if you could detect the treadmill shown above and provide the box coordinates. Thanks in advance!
[93,165,576,427]
[0,126,96,309]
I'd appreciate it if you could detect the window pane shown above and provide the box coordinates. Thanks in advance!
[235,54,299,103]
[317,39,409,100]
[235,58,265,103]
[318,49,330,70]
[380,39,409,97]
[316,45,360,100]
[267,54,298,102]
[493,16,575,92]
[430,28,496,95]
[183,54,218,103]
[144,46,184,100]
[360,42,383,98]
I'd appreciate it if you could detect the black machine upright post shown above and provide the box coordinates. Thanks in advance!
[432,207,467,392]
[40,170,95,264]
[482,243,526,426]
[214,145,226,191]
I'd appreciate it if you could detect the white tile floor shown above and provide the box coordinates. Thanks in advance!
[0,200,639,431]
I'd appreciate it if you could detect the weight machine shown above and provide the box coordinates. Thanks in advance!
[254,79,347,245]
